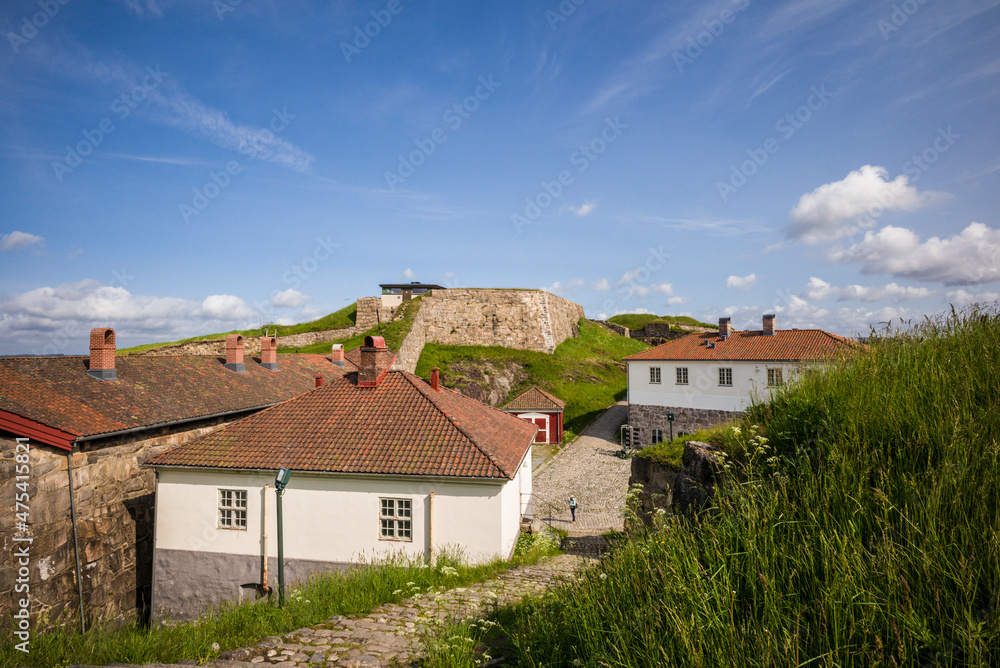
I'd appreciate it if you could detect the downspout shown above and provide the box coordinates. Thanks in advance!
[67,451,86,633]
[261,484,270,594]
[428,492,435,566]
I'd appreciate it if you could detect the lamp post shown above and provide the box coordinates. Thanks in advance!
[274,467,291,606]
[667,412,675,442]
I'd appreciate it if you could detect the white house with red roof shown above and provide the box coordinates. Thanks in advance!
[623,314,859,445]
[143,336,536,620]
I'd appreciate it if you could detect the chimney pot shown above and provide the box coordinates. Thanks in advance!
[718,317,731,340]
[330,343,345,366]
[315,374,323,388]
[358,336,395,387]
[87,327,118,381]
[225,334,246,373]
[763,313,776,336]
[261,336,278,370]
[431,367,440,391]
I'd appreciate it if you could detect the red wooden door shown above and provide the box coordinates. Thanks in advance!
[533,417,548,443]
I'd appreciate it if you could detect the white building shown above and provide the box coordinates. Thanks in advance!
[144,337,535,620]
[623,314,859,445]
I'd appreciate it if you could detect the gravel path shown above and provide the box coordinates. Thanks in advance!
[531,402,630,536]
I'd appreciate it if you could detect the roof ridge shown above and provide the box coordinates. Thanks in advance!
[401,372,509,478]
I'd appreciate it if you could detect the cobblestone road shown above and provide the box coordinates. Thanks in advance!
[531,402,630,536]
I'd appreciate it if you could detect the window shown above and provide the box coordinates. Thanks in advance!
[379,498,412,541]
[676,367,688,385]
[767,368,784,387]
[651,428,664,444]
[719,367,733,387]
[218,489,247,530]
[649,367,661,384]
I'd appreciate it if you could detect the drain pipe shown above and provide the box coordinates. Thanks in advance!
[428,492,435,567]
[261,484,270,594]
[67,451,86,633]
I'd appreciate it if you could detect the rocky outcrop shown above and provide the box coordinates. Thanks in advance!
[628,441,728,524]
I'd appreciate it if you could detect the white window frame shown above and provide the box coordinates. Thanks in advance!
[649,367,662,384]
[651,428,664,444]
[767,368,784,387]
[379,497,413,542]
[719,367,733,387]
[218,489,247,530]
[676,367,688,385]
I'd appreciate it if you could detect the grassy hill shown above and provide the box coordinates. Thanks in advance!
[119,303,358,354]
[415,320,649,441]
[607,312,716,331]
[427,307,1000,667]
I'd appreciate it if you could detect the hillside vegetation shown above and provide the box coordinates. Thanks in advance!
[415,320,649,441]
[119,303,358,354]
[427,307,1000,667]
[277,297,421,355]
[607,312,715,331]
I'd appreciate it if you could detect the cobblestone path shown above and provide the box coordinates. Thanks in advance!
[532,402,630,536]
[68,554,590,668]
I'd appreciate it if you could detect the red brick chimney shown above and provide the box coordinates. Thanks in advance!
[330,343,345,367]
[225,334,245,373]
[718,317,731,340]
[87,327,118,381]
[430,367,440,391]
[358,335,395,387]
[763,313,776,336]
[315,374,323,388]
[261,336,278,370]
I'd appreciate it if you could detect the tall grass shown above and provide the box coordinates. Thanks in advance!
[425,307,1000,667]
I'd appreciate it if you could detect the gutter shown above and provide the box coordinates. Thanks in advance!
[72,404,280,445]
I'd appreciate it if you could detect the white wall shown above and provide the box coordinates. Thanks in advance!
[380,294,403,309]
[627,360,805,412]
[153,468,515,566]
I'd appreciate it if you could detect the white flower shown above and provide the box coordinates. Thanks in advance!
[599,573,607,581]
[573,660,582,666]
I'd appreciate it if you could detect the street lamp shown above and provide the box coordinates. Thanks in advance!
[667,412,675,443]
[274,467,291,606]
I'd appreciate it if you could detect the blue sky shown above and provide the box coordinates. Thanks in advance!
[1,0,998,355]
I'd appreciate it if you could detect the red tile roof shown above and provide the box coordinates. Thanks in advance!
[501,386,565,412]
[0,354,356,449]
[145,370,537,480]
[623,329,861,362]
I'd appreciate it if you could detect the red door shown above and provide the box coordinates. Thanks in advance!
[533,417,548,443]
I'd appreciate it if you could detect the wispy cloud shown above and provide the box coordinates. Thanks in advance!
[1,231,44,251]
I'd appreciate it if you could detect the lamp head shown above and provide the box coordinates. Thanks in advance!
[275,467,291,490]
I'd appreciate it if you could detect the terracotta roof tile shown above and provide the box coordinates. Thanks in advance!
[145,370,536,480]
[500,386,565,411]
[623,329,861,362]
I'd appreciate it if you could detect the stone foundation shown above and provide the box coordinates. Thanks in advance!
[627,403,739,446]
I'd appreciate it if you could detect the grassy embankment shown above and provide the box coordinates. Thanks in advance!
[277,296,422,355]
[606,313,716,332]
[118,303,359,355]
[414,320,649,442]
[425,307,1000,667]
[0,534,561,668]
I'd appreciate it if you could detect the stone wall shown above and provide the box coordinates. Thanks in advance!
[138,327,360,356]
[590,320,630,337]
[628,440,727,524]
[0,416,254,629]
[355,297,385,331]
[392,289,584,373]
[627,403,739,446]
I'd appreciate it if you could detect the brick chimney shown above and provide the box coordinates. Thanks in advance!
[763,313,776,336]
[430,367,440,391]
[358,335,395,387]
[718,317,731,340]
[315,374,323,388]
[261,336,278,370]
[330,343,345,367]
[87,327,118,381]
[225,334,246,373]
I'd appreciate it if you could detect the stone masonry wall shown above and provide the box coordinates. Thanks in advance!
[355,297,385,331]
[0,416,250,629]
[138,327,360,356]
[392,289,585,373]
[628,403,739,447]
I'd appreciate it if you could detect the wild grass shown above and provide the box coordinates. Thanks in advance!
[0,534,559,668]
[278,297,421,355]
[415,321,649,439]
[424,307,1000,667]
[606,313,715,331]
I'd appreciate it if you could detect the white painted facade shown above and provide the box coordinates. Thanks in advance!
[152,451,531,568]
[380,294,403,309]
[627,360,807,412]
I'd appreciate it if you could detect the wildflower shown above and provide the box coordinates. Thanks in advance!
[599,573,607,581]
[731,426,741,436]
[574,660,582,666]
[392,589,403,595]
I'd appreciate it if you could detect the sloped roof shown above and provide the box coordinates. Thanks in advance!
[623,329,860,362]
[145,370,537,480]
[0,354,355,449]
[501,386,565,412]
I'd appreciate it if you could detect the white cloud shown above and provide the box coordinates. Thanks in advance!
[401,268,415,279]
[197,295,255,320]
[726,273,757,290]
[542,278,585,296]
[123,0,164,18]
[591,278,610,292]
[946,289,1000,305]
[839,283,932,302]
[803,277,839,301]
[629,282,674,298]
[1,231,43,251]
[788,165,947,243]
[270,289,313,308]
[828,222,1000,285]
[721,300,915,337]
[667,296,691,305]
[570,200,598,217]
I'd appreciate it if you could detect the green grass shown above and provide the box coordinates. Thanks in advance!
[424,306,1000,667]
[414,320,649,441]
[1,532,561,668]
[119,303,358,355]
[607,313,715,331]
[278,297,421,354]
[635,424,737,469]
